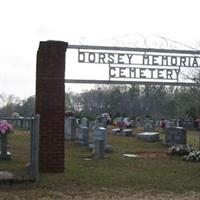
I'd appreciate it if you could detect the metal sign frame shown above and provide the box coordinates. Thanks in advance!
[65,44,200,86]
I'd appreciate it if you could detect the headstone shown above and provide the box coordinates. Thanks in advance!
[111,128,121,135]
[64,117,76,140]
[131,120,137,128]
[89,127,113,153]
[93,127,107,144]
[137,132,159,142]
[95,139,105,159]
[76,126,82,143]
[121,129,133,136]
[75,126,80,140]
[81,117,89,127]
[76,118,81,126]
[95,121,105,129]
[95,115,108,128]
[79,126,89,146]
[144,119,154,132]
[165,127,187,145]
[139,119,145,127]
[64,117,70,139]
[165,120,175,129]
[182,119,194,129]
[89,121,96,129]
[89,127,107,150]
[155,120,160,128]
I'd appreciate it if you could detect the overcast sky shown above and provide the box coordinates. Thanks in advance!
[1,0,200,99]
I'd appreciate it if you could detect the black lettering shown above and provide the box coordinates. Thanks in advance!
[166,69,173,79]
[180,56,187,66]
[127,54,134,64]
[158,69,164,79]
[118,54,125,64]
[175,69,180,80]
[188,56,191,66]
[88,52,95,63]
[140,69,146,78]
[78,51,85,63]
[119,67,126,78]
[152,55,159,65]
[129,67,136,78]
[108,53,115,64]
[109,67,116,78]
[171,56,177,66]
[192,57,198,67]
[143,55,149,65]
[161,56,168,66]
[149,68,155,78]
[99,53,106,63]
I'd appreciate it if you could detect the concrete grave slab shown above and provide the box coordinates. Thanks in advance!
[111,128,121,134]
[137,132,159,142]
[0,171,15,180]
[122,129,133,136]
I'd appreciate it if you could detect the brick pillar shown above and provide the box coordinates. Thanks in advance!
[36,41,68,172]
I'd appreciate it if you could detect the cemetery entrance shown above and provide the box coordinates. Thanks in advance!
[36,41,200,173]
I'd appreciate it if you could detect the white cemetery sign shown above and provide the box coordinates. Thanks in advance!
[65,45,200,86]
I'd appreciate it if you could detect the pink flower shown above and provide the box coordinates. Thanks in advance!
[0,120,13,135]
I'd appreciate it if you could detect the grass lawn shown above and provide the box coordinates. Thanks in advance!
[0,129,30,177]
[1,127,200,196]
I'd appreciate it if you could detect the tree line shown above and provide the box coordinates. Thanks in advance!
[65,85,200,120]
[1,84,199,120]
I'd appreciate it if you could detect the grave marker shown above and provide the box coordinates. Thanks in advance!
[137,132,159,142]
[95,139,105,159]
[64,117,76,140]
[81,117,89,127]
[165,127,187,145]
[144,119,154,132]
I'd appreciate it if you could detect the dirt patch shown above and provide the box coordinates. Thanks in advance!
[1,188,200,200]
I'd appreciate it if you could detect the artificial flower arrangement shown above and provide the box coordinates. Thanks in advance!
[0,120,13,135]
[0,120,13,160]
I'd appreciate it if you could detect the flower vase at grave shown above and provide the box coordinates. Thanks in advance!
[0,134,9,160]
[0,120,13,160]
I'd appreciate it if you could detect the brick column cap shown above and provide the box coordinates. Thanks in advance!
[38,40,68,51]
